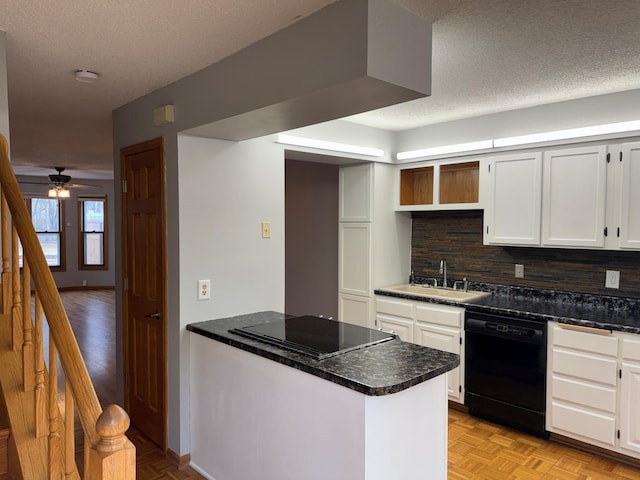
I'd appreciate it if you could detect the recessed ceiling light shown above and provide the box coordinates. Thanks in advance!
[74,69,99,83]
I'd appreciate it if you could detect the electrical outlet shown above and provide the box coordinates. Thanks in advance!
[514,264,525,278]
[262,221,271,239]
[198,279,211,300]
[605,270,620,289]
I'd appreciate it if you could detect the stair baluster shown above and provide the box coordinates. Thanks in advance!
[34,293,47,438]
[1,193,10,315]
[22,258,34,392]
[11,222,21,351]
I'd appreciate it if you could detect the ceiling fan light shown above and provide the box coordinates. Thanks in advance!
[48,188,58,198]
[58,188,71,198]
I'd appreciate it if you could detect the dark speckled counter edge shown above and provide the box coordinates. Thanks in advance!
[375,282,640,334]
[187,311,459,397]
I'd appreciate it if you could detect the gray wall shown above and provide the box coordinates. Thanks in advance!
[285,159,339,318]
[112,0,429,456]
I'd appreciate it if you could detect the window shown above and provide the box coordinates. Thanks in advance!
[78,197,107,269]
[23,197,65,269]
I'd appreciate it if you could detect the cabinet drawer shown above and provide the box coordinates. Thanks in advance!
[621,336,640,362]
[550,374,617,414]
[552,349,617,386]
[375,298,413,319]
[549,401,617,446]
[376,314,413,343]
[414,323,460,355]
[553,324,617,357]
[415,304,463,328]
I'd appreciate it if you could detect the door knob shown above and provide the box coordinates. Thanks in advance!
[144,311,161,319]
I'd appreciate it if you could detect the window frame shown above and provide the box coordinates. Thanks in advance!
[77,196,108,271]
[25,197,66,271]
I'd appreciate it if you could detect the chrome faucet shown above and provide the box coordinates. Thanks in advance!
[439,259,447,288]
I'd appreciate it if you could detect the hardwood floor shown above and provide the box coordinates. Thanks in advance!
[61,290,640,480]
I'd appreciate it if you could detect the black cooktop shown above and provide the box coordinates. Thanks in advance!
[229,315,396,360]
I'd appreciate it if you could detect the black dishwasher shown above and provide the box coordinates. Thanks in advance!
[465,311,549,438]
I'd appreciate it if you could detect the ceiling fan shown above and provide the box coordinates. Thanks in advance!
[18,166,103,197]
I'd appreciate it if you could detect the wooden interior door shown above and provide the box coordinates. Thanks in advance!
[120,137,167,449]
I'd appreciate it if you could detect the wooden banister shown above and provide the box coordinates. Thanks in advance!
[0,133,135,479]
[0,134,101,446]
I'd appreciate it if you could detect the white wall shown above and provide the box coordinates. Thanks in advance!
[177,134,286,454]
[178,134,285,319]
[395,89,640,154]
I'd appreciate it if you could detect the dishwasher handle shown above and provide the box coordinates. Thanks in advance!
[466,317,545,345]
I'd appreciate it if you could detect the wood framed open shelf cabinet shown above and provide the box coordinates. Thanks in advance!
[396,159,482,211]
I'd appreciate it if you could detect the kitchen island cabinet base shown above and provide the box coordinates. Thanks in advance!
[189,333,448,480]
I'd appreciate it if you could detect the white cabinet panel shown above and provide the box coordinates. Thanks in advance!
[542,146,607,247]
[619,142,640,249]
[550,375,617,413]
[622,335,640,362]
[549,401,617,446]
[338,223,371,296]
[553,324,618,357]
[415,303,463,328]
[375,297,414,319]
[414,322,461,401]
[620,361,640,455]
[339,163,372,222]
[552,349,618,386]
[485,152,542,245]
[338,293,371,328]
[376,314,413,342]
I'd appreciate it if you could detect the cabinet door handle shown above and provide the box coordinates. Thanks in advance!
[558,323,612,336]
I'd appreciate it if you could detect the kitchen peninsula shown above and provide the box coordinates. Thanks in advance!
[187,311,459,480]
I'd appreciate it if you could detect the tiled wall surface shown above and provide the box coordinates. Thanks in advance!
[411,211,640,299]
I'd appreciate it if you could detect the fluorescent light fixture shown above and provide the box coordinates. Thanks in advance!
[494,120,640,148]
[277,134,384,157]
[397,140,494,161]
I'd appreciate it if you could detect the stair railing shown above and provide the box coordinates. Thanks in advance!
[0,134,135,479]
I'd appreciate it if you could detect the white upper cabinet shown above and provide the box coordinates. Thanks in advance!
[339,163,373,222]
[618,142,640,249]
[485,152,542,245]
[541,145,608,248]
[338,222,371,296]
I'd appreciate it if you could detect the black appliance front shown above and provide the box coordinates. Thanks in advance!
[230,315,396,359]
[465,311,549,438]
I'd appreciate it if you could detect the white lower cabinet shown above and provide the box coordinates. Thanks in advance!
[375,296,464,403]
[620,335,640,455]
[547,322,640,459]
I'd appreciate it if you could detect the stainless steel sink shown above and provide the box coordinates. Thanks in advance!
[378,284,490,302]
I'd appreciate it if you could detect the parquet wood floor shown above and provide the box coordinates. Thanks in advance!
[60,290,640,480]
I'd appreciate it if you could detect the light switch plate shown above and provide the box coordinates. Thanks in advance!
[605,270,620,289]
[262,221,271,239]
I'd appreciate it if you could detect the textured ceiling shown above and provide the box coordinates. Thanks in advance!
[1,0,640,179]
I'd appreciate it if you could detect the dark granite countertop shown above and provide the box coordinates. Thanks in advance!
[374,283,640,334]
[187,311,459,396]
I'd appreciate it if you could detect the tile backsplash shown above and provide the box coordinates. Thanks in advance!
[411,210,640,299]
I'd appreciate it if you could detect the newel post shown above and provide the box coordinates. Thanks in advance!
[87,405,136,480]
